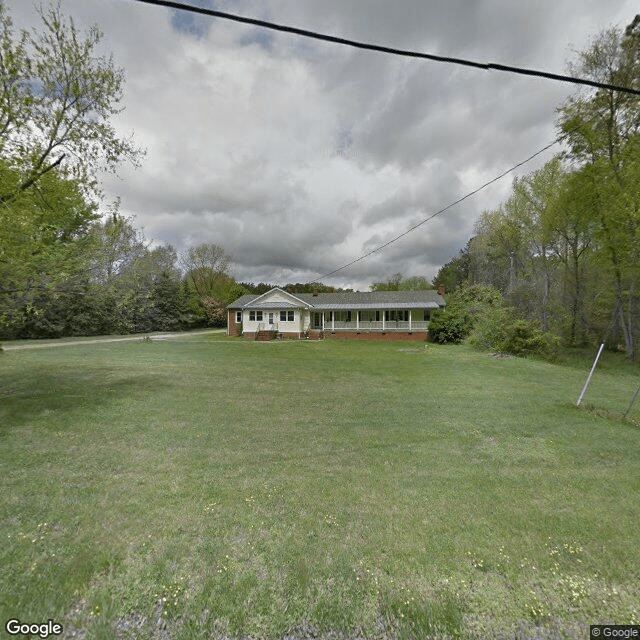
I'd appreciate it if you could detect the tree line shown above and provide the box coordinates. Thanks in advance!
[434,16,640,360]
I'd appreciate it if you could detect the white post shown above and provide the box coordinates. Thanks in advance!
[624,386,640,418]
[322,313,325,331]
[356,310,360,331]
[409,310,412,332]
[331,311,334,331]
[382,311,385,331]
[576,342,605,406]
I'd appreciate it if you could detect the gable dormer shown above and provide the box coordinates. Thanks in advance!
[243,287,311,309]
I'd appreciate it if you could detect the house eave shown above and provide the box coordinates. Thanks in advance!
[244,301,307,309]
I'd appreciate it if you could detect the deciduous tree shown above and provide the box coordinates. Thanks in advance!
[0,1,144,203]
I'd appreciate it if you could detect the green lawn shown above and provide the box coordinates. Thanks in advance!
[1,335,639,639]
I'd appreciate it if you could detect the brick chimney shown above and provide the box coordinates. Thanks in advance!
[312,287,318,296]
[437,284,445,297]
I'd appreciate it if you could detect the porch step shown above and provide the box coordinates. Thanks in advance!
[255,330,278,341]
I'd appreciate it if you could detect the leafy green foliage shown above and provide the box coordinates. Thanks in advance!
[428,306,472,344]
[469,306,560,357]
[1,210,195,339]
[0,1,144,202]
[428,284,503,344]
[0,161,99,338]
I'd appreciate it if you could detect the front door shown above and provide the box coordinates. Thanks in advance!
[267,312,275,328]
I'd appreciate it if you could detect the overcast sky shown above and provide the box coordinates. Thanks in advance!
[12,0,640,289]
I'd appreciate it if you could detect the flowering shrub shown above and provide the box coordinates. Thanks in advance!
[201,297,226,326]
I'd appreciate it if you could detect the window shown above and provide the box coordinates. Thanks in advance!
[280,310,295,322]
[236,311,242,323]
[423,309,431,321]
[385,310,408,321]
[249,310,263,322]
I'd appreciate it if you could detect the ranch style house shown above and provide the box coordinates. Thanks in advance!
[227,286,446,340]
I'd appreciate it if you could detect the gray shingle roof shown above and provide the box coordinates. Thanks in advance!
[227,295,258,309]
[228,289,445,309]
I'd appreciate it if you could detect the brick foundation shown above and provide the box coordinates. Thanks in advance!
[240,330,428,341]
[243,330,428,341]
[323,331,428,341]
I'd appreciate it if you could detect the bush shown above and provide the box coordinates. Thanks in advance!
[469,307,559,357]
[428,305,472,344]
[201,297,227,327]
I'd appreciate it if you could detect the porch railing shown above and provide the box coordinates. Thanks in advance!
[257,322,279,331]
[313,320,429,331]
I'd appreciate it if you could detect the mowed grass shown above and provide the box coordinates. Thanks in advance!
[1,335,639,639]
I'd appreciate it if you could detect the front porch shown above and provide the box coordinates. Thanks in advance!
[310,309,430,333]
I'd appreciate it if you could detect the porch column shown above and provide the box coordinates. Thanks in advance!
[356,310,360,331]
[322,312,325,331]
[409,309,412,332]
[332,311,335,331]
[382,311,385,331]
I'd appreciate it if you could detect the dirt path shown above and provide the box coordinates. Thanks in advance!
[2,329,226,351]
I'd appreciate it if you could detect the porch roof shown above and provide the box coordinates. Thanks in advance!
[298,290,444,309]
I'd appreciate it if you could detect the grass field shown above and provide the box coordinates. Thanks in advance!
[1,333,639,639]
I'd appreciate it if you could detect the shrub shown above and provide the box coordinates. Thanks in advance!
[429,284,503,344]
[428,305,472,344]
[469,307,559,357]
[201,297,227,327]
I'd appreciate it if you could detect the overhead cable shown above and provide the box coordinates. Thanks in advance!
[131,0,640,96]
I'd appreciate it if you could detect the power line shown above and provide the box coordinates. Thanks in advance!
[131,0,640,96]
[314,139,560,281]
